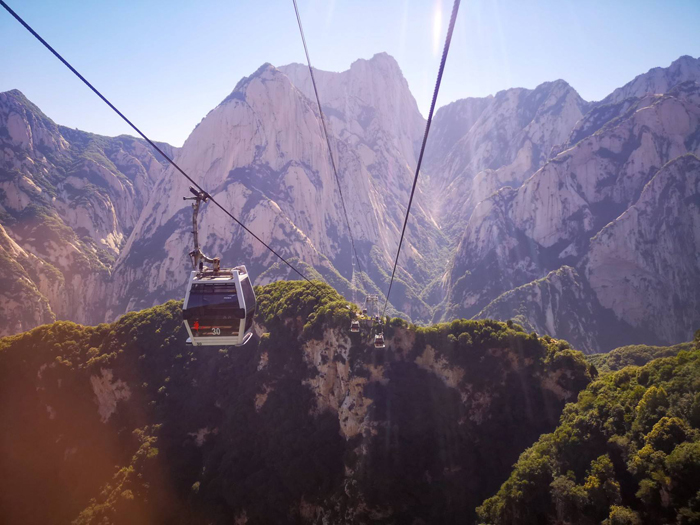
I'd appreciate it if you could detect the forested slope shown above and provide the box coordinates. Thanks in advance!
[0,281,592,524]
[588,342,695,375]
[479,332,700,524]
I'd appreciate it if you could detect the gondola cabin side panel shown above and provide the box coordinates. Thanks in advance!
[182,268,253,347]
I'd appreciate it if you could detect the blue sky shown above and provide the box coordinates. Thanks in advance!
[1,0,698,147]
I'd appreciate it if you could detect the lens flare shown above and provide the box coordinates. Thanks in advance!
[432,0,443,56]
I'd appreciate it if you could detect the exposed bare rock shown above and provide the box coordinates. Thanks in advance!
[476,266,607,353]
[89,368,131,423]
[0,224,59,335]
[279,52,425,167]
[510,85,699,250]
[111,55,441,322]
[0,89,177,333]
[565,56,700,148]
[254,384,273,412]
[303,328,374,439]
[585,153,700,344]
[441,81,700,350]
[423,96,493,169]
[414,344,465,390]
[188,427,214,447]
[424,80,589,234]
[600,55,700,106]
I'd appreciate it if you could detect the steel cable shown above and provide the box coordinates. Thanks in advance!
[291,0,365,283]
[381,0,461,317]
[1,0,316,285]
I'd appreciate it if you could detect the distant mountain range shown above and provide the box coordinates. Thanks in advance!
[1,54,699,352]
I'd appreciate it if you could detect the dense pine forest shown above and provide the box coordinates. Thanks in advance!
[1,280,601,524]
[480,332,700,524]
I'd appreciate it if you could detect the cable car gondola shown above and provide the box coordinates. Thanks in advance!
[350,320,360,333]
[374,333,386,349]
[181,187,256,347]
[373,312,386,348]
[183,265,256,346]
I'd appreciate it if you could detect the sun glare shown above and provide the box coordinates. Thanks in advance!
[432,0,443,55]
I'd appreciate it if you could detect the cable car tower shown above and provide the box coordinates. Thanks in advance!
[181,187,256,347]
[364,295,380,321]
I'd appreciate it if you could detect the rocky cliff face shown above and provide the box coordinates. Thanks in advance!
[0,89,177,334]
[475,266,605,352]
[564,57,700,149]
[0,281,593,524]
[0,224,58,333]
[441,71,700,351]
[2,54,699,352]
[423,96,493,170]
[279,53,424,168]
[110,54,444,322]
[585,153,700,344]
[600,55,700,106]
[422,79,589,237]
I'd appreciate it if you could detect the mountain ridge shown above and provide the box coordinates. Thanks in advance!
[1,53,699,354]
[439,70,700,351]
[0,88,179,335]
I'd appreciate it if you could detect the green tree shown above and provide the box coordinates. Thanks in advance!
[645,417,689,454]
[584,455,622,519]
[603,505,642,525]
[635,386,669,433]
[550,473,586,522]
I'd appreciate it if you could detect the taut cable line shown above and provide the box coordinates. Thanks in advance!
[1,0,315,285]
[291,0,365,283]
[381,0,461,317]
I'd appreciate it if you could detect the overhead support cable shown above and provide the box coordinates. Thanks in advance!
[291,0,365,282]
[381,0,461,317]
[1,0,315,285]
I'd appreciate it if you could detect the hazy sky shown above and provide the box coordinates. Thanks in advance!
[1,0,698,146]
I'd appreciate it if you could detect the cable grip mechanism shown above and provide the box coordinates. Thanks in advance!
[183,187,220,273]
